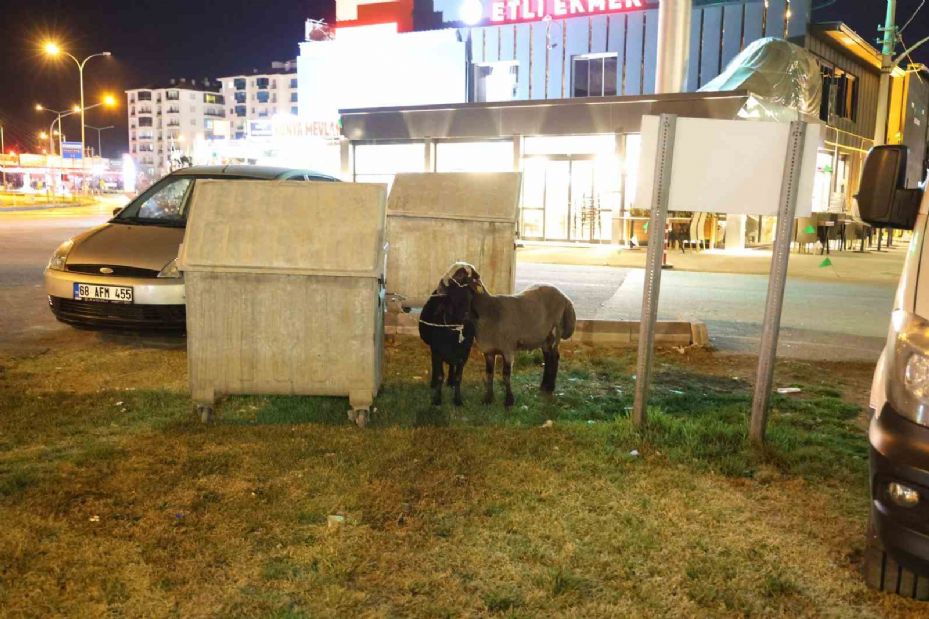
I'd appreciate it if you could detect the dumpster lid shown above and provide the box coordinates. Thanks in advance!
[387,173,520,223]
[178,179,387,277]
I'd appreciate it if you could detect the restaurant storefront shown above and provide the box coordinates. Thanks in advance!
[340,90,751,243]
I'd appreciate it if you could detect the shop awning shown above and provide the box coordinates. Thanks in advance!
[339,90,756,141]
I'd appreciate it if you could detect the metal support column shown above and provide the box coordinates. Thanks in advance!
[633,114,677,427]
[749,121,808,444]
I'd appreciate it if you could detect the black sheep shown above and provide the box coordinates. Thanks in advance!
[418,264,478,406]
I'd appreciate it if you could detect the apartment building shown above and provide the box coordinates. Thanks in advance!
[125,78,226,179]
[219,61,299,140]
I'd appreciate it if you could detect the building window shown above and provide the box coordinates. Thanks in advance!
[290,92,298,102]
[235,105,246,117]
[256,77,269,89]
[820,65,858,122]
[290,78,298,88]
[190,119,196,126]
[137,91,152,101]
[573,54,618,97]
[234,91,246,103]
[190,93,196,100]
[166,90,180,100]
[234,78,246,90]
[138,117,153,127]
[472,61,518,103]
[257,91,270,103]
[235,131,246,139]
[291,106,298,115]
[204,93,224,104]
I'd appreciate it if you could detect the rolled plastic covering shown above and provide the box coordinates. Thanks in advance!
[699,37,823,123]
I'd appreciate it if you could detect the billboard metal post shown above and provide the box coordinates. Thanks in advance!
[633,113,677,428]
[749,120,808,444]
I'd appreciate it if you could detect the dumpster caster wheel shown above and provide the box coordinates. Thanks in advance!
[197,405,214,424]
[863,521,929,600]
[347,408,369,428]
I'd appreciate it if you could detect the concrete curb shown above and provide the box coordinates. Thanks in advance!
[386,311,708,347]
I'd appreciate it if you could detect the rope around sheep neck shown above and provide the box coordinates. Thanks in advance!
[418,318,466,343]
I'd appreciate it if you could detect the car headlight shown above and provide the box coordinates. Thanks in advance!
[888,481,921,508]
[887,310,929,426]
[157,258,181,279]
[46,240,74,271]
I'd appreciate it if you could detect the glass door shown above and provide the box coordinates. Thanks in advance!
[570,159,594,241]
[543,160,570,240]
[521,154,618,242]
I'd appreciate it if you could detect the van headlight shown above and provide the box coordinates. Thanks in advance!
[157,258,181,279]
[46,240,74,271]
[887,310,929,426]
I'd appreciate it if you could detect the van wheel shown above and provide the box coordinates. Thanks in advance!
[863,523,929,600]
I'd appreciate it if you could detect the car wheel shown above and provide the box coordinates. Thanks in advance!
[863,522,929,600]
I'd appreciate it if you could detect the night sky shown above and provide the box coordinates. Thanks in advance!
[0,0,925,159]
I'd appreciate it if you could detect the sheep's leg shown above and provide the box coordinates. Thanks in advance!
[483,353,495,405]
[540,351,554,393]
[502,353,515,408]
[547,345,561,393]
[430,350,444,406]
[452,362,464,406]
[541,334,557,393]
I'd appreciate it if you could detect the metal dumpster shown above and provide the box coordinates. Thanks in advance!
[385,172,520,307]
[177,179,387,425]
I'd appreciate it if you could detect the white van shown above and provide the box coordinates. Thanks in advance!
[857,144,929,599]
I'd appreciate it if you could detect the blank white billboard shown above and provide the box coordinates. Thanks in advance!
[635,115,822,216]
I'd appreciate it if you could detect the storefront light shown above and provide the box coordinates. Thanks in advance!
[460,0,485,25]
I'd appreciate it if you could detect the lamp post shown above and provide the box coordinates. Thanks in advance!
[85,125,114,158]
[37,98,115,157]
[35,104,76,156]
[874,1,929,144]
[0,123,5,189]
[43,43,111,165]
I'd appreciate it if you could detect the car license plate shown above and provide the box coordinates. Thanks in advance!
[73,283,133,304]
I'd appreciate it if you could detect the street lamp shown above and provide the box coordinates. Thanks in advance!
[36,96,116,156]
[35,104,74,155]
[85,124,114,158]
[43,41,112,164]
[0,123,5,189]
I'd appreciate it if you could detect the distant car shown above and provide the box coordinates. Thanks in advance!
[44,165,339,330]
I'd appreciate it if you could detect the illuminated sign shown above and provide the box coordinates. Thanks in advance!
[487,0,644,24]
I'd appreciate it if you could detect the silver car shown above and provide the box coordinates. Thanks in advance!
[45,165,338,330]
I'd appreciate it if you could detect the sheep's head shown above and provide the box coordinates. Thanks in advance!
[437,263,481,322]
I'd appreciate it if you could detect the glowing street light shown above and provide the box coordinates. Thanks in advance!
[36,95,117,156]
[42,41,112,163]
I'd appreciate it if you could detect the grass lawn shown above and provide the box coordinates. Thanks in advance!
[0,336,922,617]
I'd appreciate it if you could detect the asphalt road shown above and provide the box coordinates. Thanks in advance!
[516,263,894,360]
[0,204,896,361]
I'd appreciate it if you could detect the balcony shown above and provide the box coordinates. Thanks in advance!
[166,106,180,114]
[204,109,224,118]
[166,91,180,101]
[166,120,180,127]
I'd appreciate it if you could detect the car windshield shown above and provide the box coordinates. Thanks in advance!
[113,177,194,226]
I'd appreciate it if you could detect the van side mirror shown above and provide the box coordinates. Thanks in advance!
[856,145,923,230]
